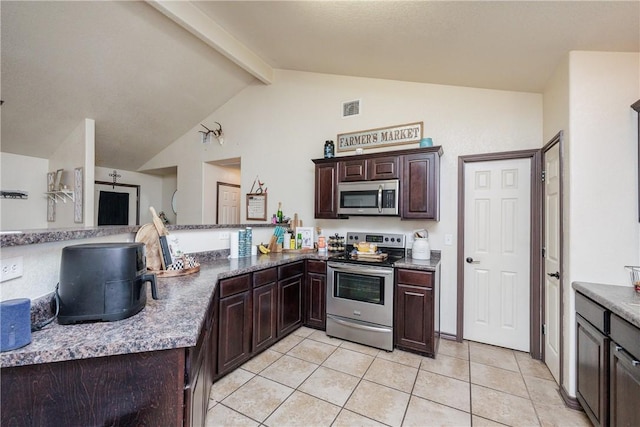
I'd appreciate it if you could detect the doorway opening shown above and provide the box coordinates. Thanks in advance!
[457,149,542,359]
[94,181,140,225]
[204,158,241,224]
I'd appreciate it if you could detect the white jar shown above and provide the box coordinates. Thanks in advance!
[412,238,431,260]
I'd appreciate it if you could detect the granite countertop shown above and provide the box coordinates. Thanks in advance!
[1,252,440,368]
[573,281,640,329]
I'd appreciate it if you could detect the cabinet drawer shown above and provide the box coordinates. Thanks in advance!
[279,261,304,279]
[396,269,433,287]
[576,293,609,333]
[219,274,251,298]
[253,267,277,288]
[307,260,326,275]
[610,314,640,359]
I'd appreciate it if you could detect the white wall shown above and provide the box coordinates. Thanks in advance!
[544,51,640,397]
[566,51,639,397]
[0,153,49,230]
[141,69,543,335]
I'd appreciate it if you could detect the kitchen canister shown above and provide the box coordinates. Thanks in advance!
[324,140,335,158]
[1,298,31,352]
[229,231,240,258]
[412,238,431,260]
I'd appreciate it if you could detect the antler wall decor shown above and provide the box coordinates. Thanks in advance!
[199,122,224,145]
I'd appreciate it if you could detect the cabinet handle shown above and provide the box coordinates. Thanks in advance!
[615,344,640,367]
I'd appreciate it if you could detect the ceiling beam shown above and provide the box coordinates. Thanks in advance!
[146,0,273,84]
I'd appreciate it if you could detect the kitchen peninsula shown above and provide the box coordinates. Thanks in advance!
[0,228,441,427]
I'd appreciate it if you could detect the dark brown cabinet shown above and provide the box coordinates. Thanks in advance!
[402,151,440,220]
[338,156,400,182]
[305,260,326,330]
[576,313,609,427]
[609,314,640,427]
[278,261,304,336]
[217,274,252,376]
[314,161,339,219]
[252,268,278,353]
[394,268,440,357]
[313,147,441,220]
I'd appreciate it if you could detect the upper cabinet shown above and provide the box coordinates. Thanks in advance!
[312,146,442,220]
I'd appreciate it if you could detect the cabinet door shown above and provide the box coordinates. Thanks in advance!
[306,272,326,330]
[402,152,439,220]
[610,342,640,427]
[218,291,252,375]
[253,282,278,353]
[339,159,367,181]
[394,282,434,355]
[315,162,338,219]
[368,156,400,180]
[576,314,609,427]
[279,275,303,336]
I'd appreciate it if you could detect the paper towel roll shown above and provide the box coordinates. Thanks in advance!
[229,231,239,258]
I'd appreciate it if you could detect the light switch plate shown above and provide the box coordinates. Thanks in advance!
[1,256,23,282]
[219,232,230,240]
[444,234,453,246]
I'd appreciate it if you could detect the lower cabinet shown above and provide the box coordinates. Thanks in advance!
[394,268,440,357]
[575,292,640,427]
[576,313,609,427]
[217,274,252,376]
[253,268,278,353]
[1,349,186,426]
[278,261,304,336]
[305,260,326,330]
[609,314,640,426]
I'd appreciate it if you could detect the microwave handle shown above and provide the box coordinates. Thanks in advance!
[378,184,383,213]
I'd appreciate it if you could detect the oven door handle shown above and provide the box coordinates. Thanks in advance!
[329,265,394,276]
[328,315,391,333]
[378,184,383,213]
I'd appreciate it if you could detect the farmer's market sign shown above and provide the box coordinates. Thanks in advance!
[337,121,423,152]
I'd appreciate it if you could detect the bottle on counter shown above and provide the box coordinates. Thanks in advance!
[296,233,302,249]
[277,202,283,223]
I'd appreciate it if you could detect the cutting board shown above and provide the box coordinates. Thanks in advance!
[135,223,163,271]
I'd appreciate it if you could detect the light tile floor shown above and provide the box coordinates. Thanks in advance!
[206,327,591,427]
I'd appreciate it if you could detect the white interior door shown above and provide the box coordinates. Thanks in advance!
[464,158,531,352]
[217,183,240,224]
[543,143,561,382]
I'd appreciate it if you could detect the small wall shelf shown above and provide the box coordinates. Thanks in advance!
[45,190,74,203]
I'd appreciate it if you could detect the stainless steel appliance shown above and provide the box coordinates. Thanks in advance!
[58,243,158,324]
[326,232,406,351]
[337,179,399,216]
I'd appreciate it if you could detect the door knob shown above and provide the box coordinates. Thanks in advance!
[547,271,560,279]
[466,257,479,264]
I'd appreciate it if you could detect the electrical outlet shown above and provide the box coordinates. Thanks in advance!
[1,256,23,282]
[219,232,230,240]
[444,234,453,246]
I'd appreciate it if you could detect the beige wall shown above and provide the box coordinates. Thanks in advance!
[142,69,543,335]
[544,51,640,397]
[0,152,49,230]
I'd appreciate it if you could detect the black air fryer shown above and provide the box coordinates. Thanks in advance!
[58,243,158,324]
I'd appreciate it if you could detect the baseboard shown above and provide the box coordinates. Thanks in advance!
[559,385,583,411]
[439,332,459,341]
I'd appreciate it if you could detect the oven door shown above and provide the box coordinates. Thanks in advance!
[326,262,394,327]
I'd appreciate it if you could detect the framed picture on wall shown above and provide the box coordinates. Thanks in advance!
[296,227,314,249]
[74,167,83,223]
[246,193,267,221]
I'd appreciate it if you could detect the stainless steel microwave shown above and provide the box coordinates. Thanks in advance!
[337,179,399,216]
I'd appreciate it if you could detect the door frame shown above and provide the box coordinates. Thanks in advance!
[94,180,140,225]
[457,149,543,359]
[542,131,566,389]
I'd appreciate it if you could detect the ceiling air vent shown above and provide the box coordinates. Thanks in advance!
[342,100,361,118]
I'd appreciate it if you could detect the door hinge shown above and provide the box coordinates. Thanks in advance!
[542,324,547,335]
[542,247,546,258]
[541,170,546,182]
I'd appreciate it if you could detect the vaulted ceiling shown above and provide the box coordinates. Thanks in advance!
[2,1,638,171]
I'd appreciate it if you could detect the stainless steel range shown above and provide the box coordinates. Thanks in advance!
[326,231,406,351]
